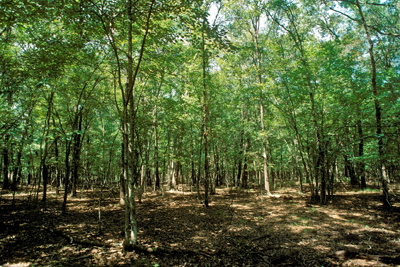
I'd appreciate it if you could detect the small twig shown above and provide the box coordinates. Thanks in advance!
[259,254,270,264]
[70,255,92,261]
[252,234,271,242]
[196,251,213,257]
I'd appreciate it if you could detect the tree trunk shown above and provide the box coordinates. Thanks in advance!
[358,119,366,189]
[12,150,22,190]
[236,147,242,188]
[120,142,125,206]
[125,0,137,248]
[154,121,160,190]
[254,30,271,195]
[260,100,271,195]
[202,19,209,207]
[242,137,249,189]
[153,71,163,190]
[191,152,196,186]
[62,141,71,215]
[294,139,303,193]
[355,0,389,207]
[54,138,61,195]
[71,112,83,197]
[41,163,48,204]
[2,144,10,190]
[197,142,202,200]
[170,160,177,190]
[214,146,220,187]
[122,0,155,251]
[237,109,244,188]
[344,154,358,186]
[319,147,326,205]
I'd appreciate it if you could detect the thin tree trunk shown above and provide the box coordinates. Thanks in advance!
[202,19,209,207]
[71,111,83,197]
[170,160,176,190]
[242,137,249,189]
[122,0,154,251]
[260,100,271,195]
[2,142,10,190]
[42,91,55,204]
[358,119,366,189]
[12,150,22,190]
[41,164,48,207]
[125,0,136,249]
[153,70,164,190]
[62,141,71,215]
[197,141,202,200]
[191,151,196,186]
[55,138,61,195]
[214,145,220,187]
[154,109,160,189]
[251,15,271,195]
[237,109,244,188]
[120,141,126,205]
[355,0,389,206]
[294,139,303,193]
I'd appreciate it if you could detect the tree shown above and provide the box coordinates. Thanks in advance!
[325,0,399,205]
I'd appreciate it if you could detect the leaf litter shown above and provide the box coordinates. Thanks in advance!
[1,185,400,266]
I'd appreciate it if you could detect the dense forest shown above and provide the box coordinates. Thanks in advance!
[1,0,400,266]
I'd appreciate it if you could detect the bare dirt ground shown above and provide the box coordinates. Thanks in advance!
[1,184,400,267]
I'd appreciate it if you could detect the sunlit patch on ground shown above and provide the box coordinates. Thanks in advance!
[2,263,30,267]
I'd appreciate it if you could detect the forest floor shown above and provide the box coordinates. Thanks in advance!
[1,183,400,267]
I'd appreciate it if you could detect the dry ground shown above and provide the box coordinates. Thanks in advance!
[1,184,400,267]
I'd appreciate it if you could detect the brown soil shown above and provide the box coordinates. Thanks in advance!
[1,185,400,266]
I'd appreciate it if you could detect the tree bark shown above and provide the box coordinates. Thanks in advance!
[2,145,10,190]
[242,137,250,189]
[71,111,83,197]
[41,163,48,204]
[202,18,209,207]
[236,109,244,188]
[154,107,160,189]
[42,91,55,203]
[12,150,22,190]
[260,100,271,195]
[122,0,155,251]
[250,14,271,195]
[170,160,177,190]
[358,120,366,189]
[355,0,389,206]
[54,137,61,194]
[120,142,125,206]
[62,141,71,215]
